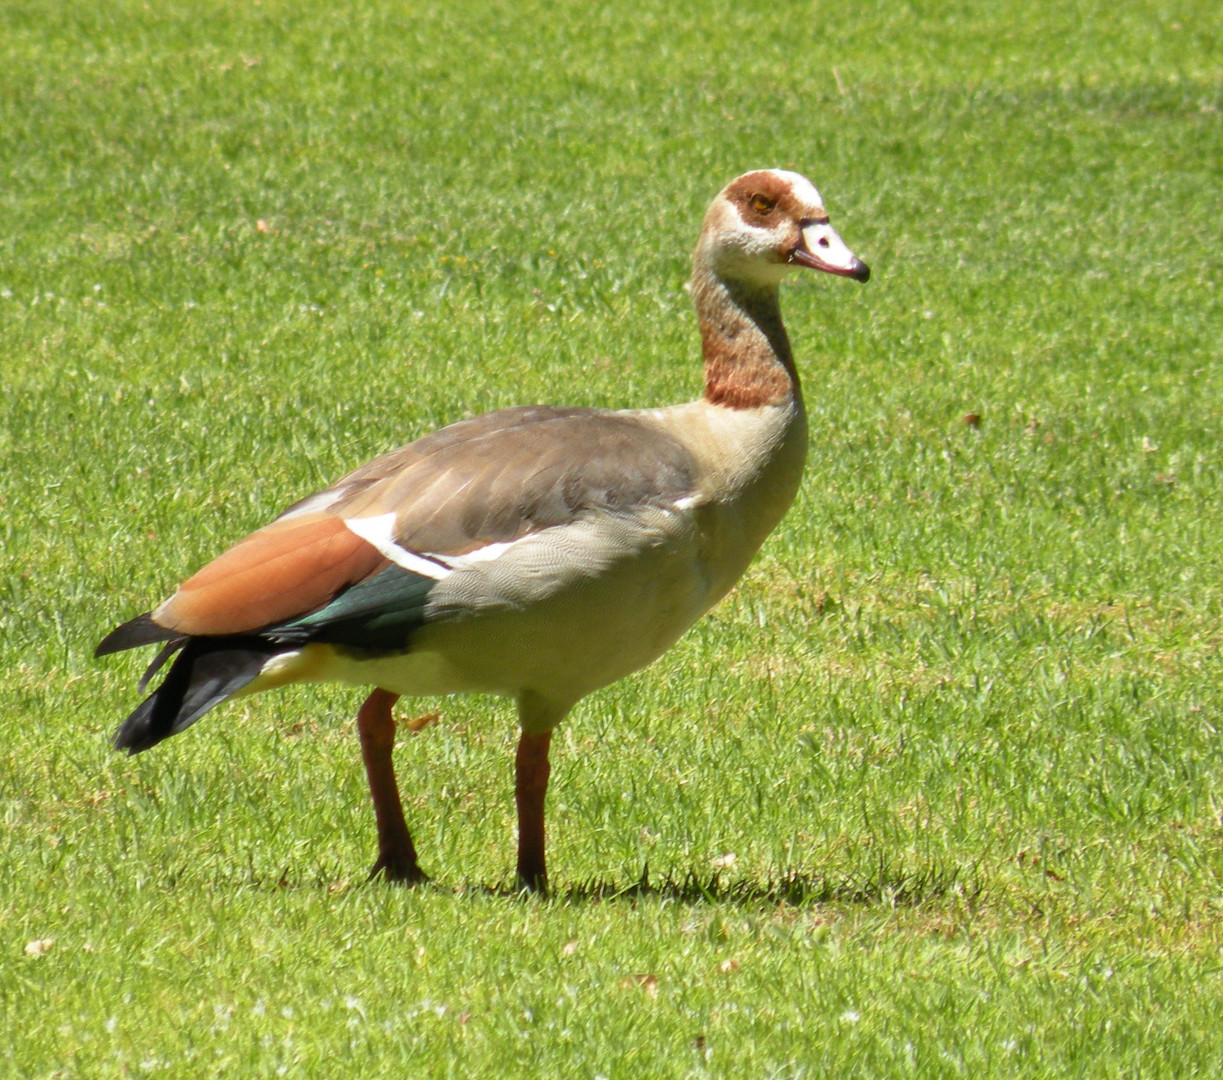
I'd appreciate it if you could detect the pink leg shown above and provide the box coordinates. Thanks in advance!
[357,689,427,884]
[515,730,552,893]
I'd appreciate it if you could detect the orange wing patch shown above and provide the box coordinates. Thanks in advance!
[155,515,388,636]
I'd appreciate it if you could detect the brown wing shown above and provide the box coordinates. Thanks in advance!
[151,406,699,637]
[154,514,389,635]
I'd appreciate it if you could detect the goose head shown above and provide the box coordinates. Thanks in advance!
[695,169,870,291]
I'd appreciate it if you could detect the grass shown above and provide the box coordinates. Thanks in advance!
[2,0,1221,1075]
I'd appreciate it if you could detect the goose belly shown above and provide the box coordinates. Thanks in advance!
[291,507,716,708]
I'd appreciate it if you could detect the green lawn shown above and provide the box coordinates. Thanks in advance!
[2,0,1221,1075]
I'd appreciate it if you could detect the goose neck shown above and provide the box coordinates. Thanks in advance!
[693,269,799,410]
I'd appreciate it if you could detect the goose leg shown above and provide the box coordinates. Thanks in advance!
[515,730,552,893]
[357,688,427,884]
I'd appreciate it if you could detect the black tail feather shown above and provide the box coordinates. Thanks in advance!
[112,637,276,754]
[137,638,187,693]
[96,612,182,658]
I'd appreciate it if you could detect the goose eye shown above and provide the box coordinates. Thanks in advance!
[750,194,775,214]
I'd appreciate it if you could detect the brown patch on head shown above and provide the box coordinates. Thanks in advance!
[722,171,826,229]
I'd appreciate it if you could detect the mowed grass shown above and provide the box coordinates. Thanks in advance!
[2,0,1221,1075]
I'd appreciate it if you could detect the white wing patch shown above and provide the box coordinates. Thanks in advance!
[344,516,532,580]
[432,540,519,570]
[344,514,454,581]
[348,506,696,585]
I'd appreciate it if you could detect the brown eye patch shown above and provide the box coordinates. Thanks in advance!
[724,171,809,224]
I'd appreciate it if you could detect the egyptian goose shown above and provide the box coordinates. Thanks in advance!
[97,169,869,891]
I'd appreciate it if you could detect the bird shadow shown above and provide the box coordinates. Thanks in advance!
[184,853,978,909]
[477,856,980,909]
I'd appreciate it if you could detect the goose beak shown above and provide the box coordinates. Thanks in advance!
[791,220,870,282]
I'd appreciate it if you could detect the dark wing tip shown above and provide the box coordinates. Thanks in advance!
[111,696,159,754]
[110,641,272,753]
[95,613,179,658]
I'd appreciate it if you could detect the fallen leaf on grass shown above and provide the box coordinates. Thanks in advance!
[619,973,659,997]
[405,712,440,733]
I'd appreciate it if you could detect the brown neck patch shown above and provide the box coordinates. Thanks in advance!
[695,276,799,410]
[702,327,793,408]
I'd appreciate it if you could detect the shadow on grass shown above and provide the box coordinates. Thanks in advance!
[179,854,978,909]
[476,856,982,908]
